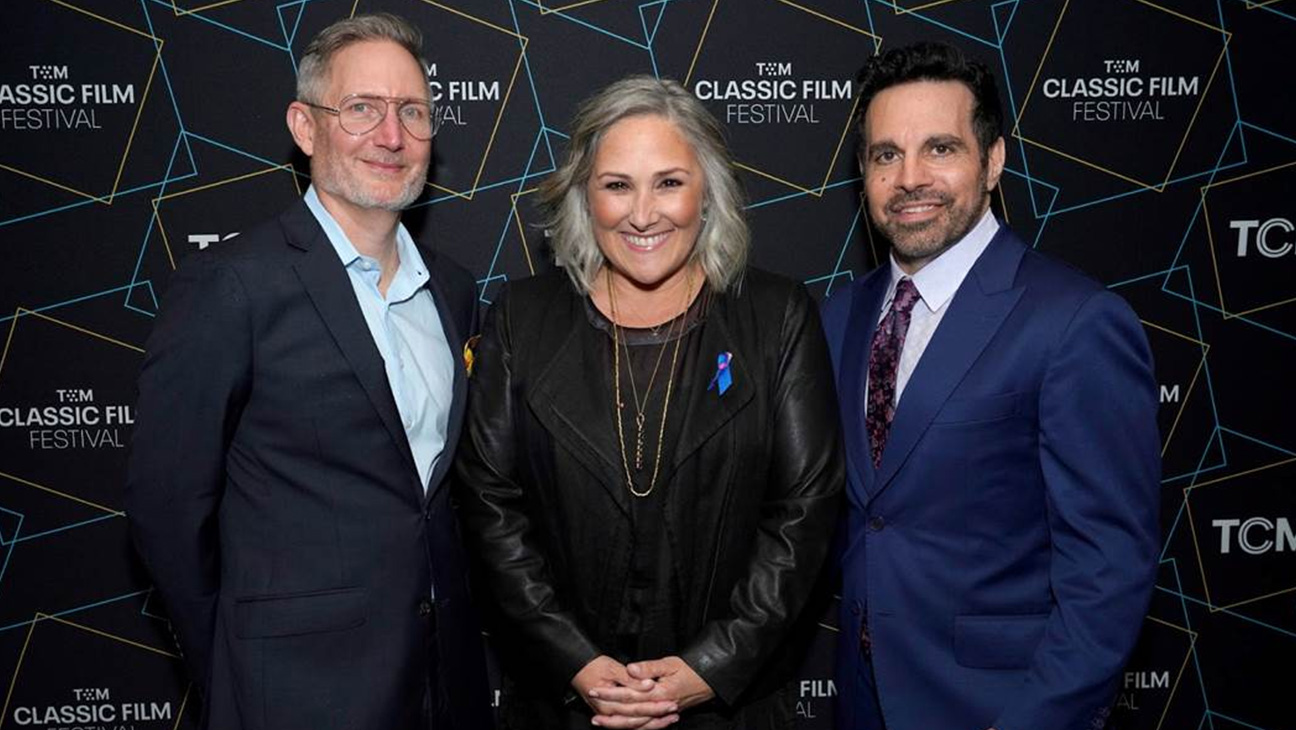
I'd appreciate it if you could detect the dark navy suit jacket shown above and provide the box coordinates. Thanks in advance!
[127,200,493,730]
[821,225,1160,730]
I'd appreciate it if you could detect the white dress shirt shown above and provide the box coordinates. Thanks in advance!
[876,209,1000,405]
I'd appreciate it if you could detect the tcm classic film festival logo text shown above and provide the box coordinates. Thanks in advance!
[1041,58,1199,122]
[0,388,134,450]
[426,62,498,128]
[0,64,135,131]
[10,688,173,730]
[694,61,852,125]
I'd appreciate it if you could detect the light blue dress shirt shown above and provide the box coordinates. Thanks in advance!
[304,186,454,494]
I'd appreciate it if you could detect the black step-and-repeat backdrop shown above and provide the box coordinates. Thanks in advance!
[1,0,1292,728]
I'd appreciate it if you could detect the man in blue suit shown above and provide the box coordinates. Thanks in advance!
[822,42,1161,730]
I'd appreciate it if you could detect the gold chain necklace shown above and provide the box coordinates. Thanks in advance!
[608,268,692,498]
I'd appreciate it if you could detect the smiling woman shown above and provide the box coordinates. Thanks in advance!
[453,76,845,730]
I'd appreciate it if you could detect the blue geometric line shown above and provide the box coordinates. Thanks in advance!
[0,168,199,228]
[126,132,190,309]
[991,9,1049,219]
[479,128,550,294]
[0,589,153,635]
[1229,0,1296,23]
[1161,287,1296,343]
[990,0,1023,44]
[1217,427,1296,457]
[1033,157,1248,219]
[4,513,124,545]
[507,0,554,138]
[745,177,860,210]
[1155,584,1296,640]
[1240,120,1296,148]
[476,273,508,305]
[1207,711,1275,730]
[0,506,23,592]
[419,166,557,207]
[142,0,291,51]
[0,283,147,325]
[821,204,864,298]
[870,0,1000,49]
[1162,462,1228,485]
[515,1,652,50]
[137,0,192,143]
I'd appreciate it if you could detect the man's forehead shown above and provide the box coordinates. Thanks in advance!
[862,80,974,141]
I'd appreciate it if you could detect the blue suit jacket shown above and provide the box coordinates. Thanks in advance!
[821,225,1160,730]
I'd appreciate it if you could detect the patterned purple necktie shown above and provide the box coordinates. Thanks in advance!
[866,278,921,468]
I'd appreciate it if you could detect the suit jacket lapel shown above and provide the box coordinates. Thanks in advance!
[285,202,420,487]
[840,268,889,503]
[870,228,1027,499]
[421,254,467,505]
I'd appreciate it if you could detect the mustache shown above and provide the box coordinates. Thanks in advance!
[886,190,952,211]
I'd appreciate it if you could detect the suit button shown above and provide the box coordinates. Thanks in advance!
[418,599,433,617]
[869,516,886,531]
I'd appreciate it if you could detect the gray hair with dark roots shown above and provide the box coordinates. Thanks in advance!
[538,75,749,294]
[296,13,428,105]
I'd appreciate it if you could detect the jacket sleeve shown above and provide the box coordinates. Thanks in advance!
[452,288,603,690]
[994,290,1161,730]
[678,285,845,704]
[125,254,252,689]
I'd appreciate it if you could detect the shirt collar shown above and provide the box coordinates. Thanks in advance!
[886,207,999,313]
[303,186,430,302]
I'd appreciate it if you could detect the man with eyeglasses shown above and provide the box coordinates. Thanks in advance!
[126,13,492,730]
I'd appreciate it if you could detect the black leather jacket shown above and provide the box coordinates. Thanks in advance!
[453,268,843,717]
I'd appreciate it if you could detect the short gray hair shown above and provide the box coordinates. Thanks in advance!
[296,13,427,104]
[538,76,749,294]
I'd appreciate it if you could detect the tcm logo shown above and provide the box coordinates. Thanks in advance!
[188,232,240,250]
[1212,517,1296,554]
[1231,219,1293,257]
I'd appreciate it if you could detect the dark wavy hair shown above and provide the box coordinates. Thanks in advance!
[856,42,1003,160]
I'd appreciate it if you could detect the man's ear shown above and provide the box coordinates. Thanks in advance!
[985,136,1006,192]
[286,101,316,157]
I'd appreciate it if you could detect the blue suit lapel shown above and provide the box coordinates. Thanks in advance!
[839,267,889,504]
[420,257,467,505]
[871,227,1028,499]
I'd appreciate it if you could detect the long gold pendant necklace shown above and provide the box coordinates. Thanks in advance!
[609,268,691,497]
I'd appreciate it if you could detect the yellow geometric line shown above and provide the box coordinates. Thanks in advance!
[11,308,145,354]
[1182,492,1215,608]
[538,0,617,14]
[1156,36,1231,190]
[1183,455,1296,611]
[1141,317,1208,348]
[996,185,1010,226]
[1153,627,1198,730]
[775,0,881,39]
[0,618,41,729]
[1210,585,1296,612]
[1202,159,1296,189]
[735,162,826,197]
[1200,194,1230,316]
[410,0,528,39]
[509,188,539,275]
[171,684,193,730]
[891,0,969,15]
[170,0,248,15]
[1186,455,1296,491]
[47,0,160,39]
[685,0,723,86]
[1146,614,1196,638]
[0,165,108,205]
[1244,0,1285,7]
[0,471,124,516]
[1134,0,1229,32]
[1016,137,1163,191]
[816,93,864,192]
[427,39,529,201]
[0,310,21,379]
[1149,338,1207,458]
[1011,0,1071,141]
[108,45,165,204]
[1014,0,1230,192]
[151,165,298,270]
[1222,296,1296,319]
[43,612,182,658]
